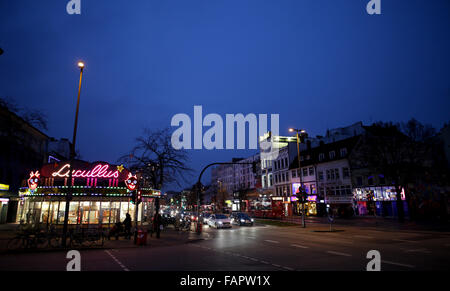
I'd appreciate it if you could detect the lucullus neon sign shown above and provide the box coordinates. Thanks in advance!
[52,164,120,179]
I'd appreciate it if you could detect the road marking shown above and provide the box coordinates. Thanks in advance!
[249,258,258,261]
[282,266,295,271]
[326,251,352,257]
[104,250,129,271]
[260,261,269,264]
[392,239,419,243]
[291,244,309,249]
[265,240,279,244]
[382,260,415,269]
[272,264,281,268]
[354,235,373,239]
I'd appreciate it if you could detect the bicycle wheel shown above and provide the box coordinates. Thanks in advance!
[36,236,49,249]
[49,236,61,248]
[7,237,24,250]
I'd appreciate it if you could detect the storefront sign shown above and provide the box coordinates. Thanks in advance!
[52,163,120,179]
[0,184,9,191]
[307,195,317,202]
[125,173,138,191]
[28,171,40,191]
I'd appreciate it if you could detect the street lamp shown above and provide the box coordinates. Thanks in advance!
[289,128,307,228]
[61,61,85,247]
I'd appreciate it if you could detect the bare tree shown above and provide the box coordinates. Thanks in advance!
[353,120,439,222]
[0,97,48,131]
[119,128,193,189]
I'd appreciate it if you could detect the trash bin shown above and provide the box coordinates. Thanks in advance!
[136,228,148,246]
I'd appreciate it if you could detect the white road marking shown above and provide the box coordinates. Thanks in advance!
[291,244,309,249]
[326,251,352,257]
[283,266,295,271]
[354,235,373,239]
[265,240,279,244]
[260,261,270,264]
[272,264,281,268]
[382,260,415,269]
[104,250,129,271]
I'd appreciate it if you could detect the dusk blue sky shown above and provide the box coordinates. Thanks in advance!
[1,0,449,191]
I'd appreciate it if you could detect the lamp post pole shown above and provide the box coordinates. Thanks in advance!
[61,61,84,247]
[290,128,307,228]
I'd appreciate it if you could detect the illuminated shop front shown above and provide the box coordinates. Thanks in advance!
[17,161,161,226]
[353,186,407,217]
[291,183,321,216]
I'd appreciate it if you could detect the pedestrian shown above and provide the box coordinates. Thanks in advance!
[153,212,162,239]
[123,213,132,240]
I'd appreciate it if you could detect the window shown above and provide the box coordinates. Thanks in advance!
[368,176,374,186]
[309,167,314,176]
[326,170,331,180]
[319,153,325,161]
[303,168,308,177]
[318,171,324,181]
[330,169,335,180]
[329,151,335,159]
[284,158,288,168]
[340,148,347,157]
[300,156,304,162]
[343,167,350,178]
[334,168,340,179]
[292,170,297,178]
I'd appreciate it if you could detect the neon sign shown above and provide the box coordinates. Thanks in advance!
[52,164,120,179]
[28,171,40,191]
[125,173,138,191]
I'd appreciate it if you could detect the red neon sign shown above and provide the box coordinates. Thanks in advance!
[125,173,138,191]
[28,171,40,190]
[51,164,120,179]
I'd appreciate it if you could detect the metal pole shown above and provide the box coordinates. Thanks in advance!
[296,132,305,228]
[61,66,84,247]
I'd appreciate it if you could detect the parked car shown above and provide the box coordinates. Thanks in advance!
[230,212,254,226]
[208,214,232,229]
[201,212,211,224]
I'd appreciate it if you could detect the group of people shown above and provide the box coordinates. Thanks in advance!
[109,212,163,240]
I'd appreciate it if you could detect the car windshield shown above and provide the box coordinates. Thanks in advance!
[215,214,228,219]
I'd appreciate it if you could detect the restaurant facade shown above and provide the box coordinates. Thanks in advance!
[17,160,161,227]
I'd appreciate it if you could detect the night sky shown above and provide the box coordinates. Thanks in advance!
[1,0,449,190]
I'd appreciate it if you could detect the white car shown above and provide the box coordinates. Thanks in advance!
[208,214,232,229]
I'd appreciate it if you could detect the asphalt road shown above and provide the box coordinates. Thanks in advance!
[1,222,449,271]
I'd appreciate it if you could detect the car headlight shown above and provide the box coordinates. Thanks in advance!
[240,219,245,222]
[218,221,223,224]
[251,218,254,222]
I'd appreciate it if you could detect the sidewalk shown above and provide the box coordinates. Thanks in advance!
[0,224,209,254]
[264,215,450,233]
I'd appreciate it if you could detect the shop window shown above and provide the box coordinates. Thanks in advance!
[68,201,80,224]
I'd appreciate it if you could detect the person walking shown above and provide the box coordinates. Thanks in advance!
[123,213,132,240]
[153,212,162,239]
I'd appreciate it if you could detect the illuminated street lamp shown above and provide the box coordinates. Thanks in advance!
[61,61,85,247]
[289,128,307,228]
